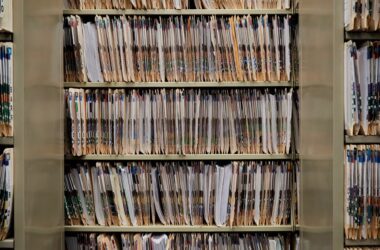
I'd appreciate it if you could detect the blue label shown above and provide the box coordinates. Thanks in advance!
[358,150,365,163]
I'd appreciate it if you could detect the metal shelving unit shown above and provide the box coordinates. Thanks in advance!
[0,239,14,249]
[63,8,294,16]
[65,154,296,161]
[64,81,294,89]
[65,225,293,233]
[343,28,380,249]
[62,3,299,243]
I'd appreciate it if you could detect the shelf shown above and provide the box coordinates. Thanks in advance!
[63,9,294,16]
[64,81,294,89]
[0,137,13,146]
[65,225,293,233]
[0,32,13,42]
[345,31,380,41]
[0,239,14,249]
[345,135,380,144]
[65,154,295,161]
[345,239,380,247]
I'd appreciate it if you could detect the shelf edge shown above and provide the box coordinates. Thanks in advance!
[65,154,296,161]
[345,135,380,144]
[0,239,14,249]
[345,239,380,247]
[64,225,294,233]
[345,31,380,41]
[0,137,14,146]
[63,82,295,89]
[63,9,294,15]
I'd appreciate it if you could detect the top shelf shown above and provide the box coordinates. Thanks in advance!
[63,8,295,16]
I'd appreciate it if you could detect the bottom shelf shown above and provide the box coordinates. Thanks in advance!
[0,239,14,249]
[345,239,380,247]
[65,225,294,233]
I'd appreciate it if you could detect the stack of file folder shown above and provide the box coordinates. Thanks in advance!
[345,145,380,240]
[293,89,299,154]
[64,161,293,226]
[345,0,380,31]
[292,19,298,82]
[0,43,13,137]
[65,88,295,156]
[0,0,12,32]
[65,233,292,249]
[64,0,292,10]
[345,41,380,136]
[64,15,295,83]
[0,148,13,241]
